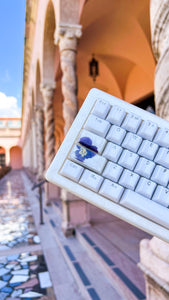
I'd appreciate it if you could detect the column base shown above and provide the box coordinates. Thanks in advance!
[61,190,90,236]
[44,182,61,206]
[139,263,169,300]
[139,238,169,300]
[61,220,75,237]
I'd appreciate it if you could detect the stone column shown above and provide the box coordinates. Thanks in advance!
[40,82,57,205]
[40,82,56,168]
[55,23,82,135]
[31,118,38,172]
[150,0,169,120]
[139,1,169,299]
[54,24,90,235]
[35,104,45,181]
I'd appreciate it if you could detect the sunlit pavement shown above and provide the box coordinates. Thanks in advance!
[0,170,146,300]
[0,170,55,300]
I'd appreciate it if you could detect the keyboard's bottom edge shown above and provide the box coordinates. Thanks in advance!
[46,171,169,243]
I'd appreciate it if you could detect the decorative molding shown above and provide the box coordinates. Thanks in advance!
[138,263,169,294]
[54,23,82,52]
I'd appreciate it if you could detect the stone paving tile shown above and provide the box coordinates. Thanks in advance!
[0,251,55,300]
[0,171,40,250]
[0,171,56,299]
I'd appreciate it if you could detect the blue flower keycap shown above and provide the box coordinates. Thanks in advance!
[69,144,107,174]
[79,137,98,153]
[75,145,96,162]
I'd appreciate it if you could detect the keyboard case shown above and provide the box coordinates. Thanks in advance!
[46,88,169,242]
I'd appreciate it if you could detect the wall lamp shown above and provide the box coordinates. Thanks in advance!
[89,54,99,82]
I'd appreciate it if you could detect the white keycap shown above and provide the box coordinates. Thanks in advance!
[69,145,107,174]
[103,161,123,182]
[152,186,169,207]
[138,120,158,141]
[106,105,126,126]
[79,169,103,192]
[122,113,141,133]
[154,147,169,168]
[84,114,110,137]
[135,157,155,179]
[118,150,139,170]
[138,140,158,160]
[122,132,142,152]
[135,178,156,198]
[60,160,84,182]
[121,189,169,229]
[92,99,110,119]
[154,128,169,147]
[119,170,139,190]
[99,179,124,202]
[151,165,169,187]
[103,142,122,162]
[106,125,126,145]
[78,129,106,154]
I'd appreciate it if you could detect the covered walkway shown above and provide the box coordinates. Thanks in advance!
[0,170,151,299]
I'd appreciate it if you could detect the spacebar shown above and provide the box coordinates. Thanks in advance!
[120,189,169,229]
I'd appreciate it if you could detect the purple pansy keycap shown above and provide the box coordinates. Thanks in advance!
[79,137,98,153]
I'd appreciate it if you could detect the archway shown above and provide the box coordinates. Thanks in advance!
[10,146,22,169]
[0,146,6,167]
[43,1,56,82]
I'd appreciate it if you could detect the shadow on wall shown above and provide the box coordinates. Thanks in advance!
[0,166,11,179]
[10,146,22,169]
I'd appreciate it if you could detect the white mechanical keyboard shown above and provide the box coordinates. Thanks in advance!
[46,88,169,242]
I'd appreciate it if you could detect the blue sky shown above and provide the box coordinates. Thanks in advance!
[0,0,26,117]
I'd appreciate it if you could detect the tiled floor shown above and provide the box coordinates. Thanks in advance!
[0,171,55,300]
[0,171,40,250]
[0,251,54,300]
[0,169,151,300]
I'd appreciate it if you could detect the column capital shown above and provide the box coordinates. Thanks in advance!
[139,238,169,287]
[54,23,82,51]
[40,81,56,93]
[35,103,44,112]
[40,81,56,101]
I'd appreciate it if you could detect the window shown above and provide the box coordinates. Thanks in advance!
[0,120,6,128]
[7,120,21,128]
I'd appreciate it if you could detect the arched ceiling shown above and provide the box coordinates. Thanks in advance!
[77,0,155,103]
[43,1,56,83]
[35,61,43,106]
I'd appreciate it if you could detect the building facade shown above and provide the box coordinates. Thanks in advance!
[21,0,155,220]
[0,118,22,168]
[21,0,169,299]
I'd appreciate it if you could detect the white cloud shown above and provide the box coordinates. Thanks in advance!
[0,92,21,117]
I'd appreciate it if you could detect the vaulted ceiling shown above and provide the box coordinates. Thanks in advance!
[77,0,155,105]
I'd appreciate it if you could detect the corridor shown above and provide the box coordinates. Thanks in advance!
[0,170,151,300]
[0,170,55,300]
